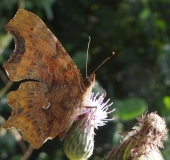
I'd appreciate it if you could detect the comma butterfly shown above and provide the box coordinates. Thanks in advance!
[3,9,95,149]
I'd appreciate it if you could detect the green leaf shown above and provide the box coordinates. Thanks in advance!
[163,96,170,110]
[72,51,90,70]
[156,19,166,30]
[115,98,147,120]
[0,33,12,62]
[140,9,150,20]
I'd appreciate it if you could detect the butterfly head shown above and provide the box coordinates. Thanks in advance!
[82,73,95,108]
[84,73,95,89]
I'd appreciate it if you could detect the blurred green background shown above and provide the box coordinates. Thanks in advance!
[0,0,170,159]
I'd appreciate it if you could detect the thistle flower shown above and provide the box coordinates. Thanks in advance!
[64,92,115,160]
[103,112,167,160]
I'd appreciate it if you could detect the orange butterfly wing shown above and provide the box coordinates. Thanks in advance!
[3,9,95,149]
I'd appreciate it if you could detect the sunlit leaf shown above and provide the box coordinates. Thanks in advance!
[163,96,170,110]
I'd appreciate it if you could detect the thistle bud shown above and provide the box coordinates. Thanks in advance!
[64,92,115,160]
[64,114,94,160]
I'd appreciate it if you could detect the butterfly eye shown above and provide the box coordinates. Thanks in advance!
[84,73,95,88]
[84,77,91,87]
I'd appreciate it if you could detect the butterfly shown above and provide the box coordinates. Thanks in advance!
[3,9,95,149]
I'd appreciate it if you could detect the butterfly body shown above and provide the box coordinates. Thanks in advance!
[3,9,95,149]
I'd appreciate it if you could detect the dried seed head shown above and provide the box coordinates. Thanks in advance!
[103,112,167,160]
[137,112,167,148]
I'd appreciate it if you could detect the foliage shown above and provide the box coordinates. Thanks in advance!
[0,0,170,159]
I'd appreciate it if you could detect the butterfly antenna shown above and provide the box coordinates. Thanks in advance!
[86,36,91,78]
[92,52,115,75]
